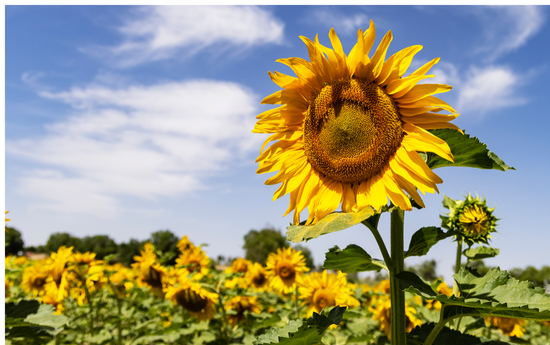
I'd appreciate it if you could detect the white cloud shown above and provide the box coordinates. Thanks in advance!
[456,65,526,115]
[473,6,544,62]
[82,6,285,67]
[310,9,369,35]
[7,78,263,216]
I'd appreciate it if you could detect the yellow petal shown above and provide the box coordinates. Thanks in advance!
[395,84,452,104]
[341,183,357,212]
[314,179,343,222]
[398,96,457,114]
[382,171,412,211]
[377,45,422,86]
[369,30,393,79]
[402,123,453,162]
[410,57,440,77]
[386,74,433,95]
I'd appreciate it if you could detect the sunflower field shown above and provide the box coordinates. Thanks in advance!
[6,19,550,345]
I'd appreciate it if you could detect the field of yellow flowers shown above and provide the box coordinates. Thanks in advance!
[5,235,550,345]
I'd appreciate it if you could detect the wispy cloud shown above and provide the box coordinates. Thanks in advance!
[473,6,544,62]
[7,77,262,216]
[310,8,370,35]
[456,65,526,115]
[82,6,285,67]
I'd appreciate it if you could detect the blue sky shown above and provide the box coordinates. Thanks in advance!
[5,5,550,282]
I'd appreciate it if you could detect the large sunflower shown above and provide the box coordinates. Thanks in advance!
[265,247,309,294]
[254,22,459,224]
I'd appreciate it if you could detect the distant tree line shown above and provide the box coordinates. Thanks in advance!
[5,226,316,269]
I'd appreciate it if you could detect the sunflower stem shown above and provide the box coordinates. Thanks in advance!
[294,285,300,320]
[424,306,447,345]
[363,217,394,271]
[453,239,463,329]
[82,283,94,336]
[389,208,406,345]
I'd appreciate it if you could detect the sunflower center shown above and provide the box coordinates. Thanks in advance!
[143,265,163,288]
[304,78,404,183]
[252,272,267,287]
[277,262,296,282]
[175,289,208,313]
[313,288,336,311]
[32,277,46,287]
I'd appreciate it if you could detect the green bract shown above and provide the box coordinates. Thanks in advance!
[440,194,498,246]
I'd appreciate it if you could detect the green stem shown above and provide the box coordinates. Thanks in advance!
[294,285,300,320]
[218,293,230,342]
[424,306,447,345]
[453,239,463,329]
[117,297,122,345]
[389,208,406,345]
[82,284,94,336]
[363,217,394,271]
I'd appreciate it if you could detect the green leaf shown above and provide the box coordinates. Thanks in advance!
[463,246,500,261]
[407,323,512,345]
[395,271,437,297]
[323,245,385,273]
[427,129,515,171]
[25,304,69,335]
[5,300,41,319]
[405,227,456,258]
[286,207,375,243]
[403,267,550,321]
[255,320,303,344]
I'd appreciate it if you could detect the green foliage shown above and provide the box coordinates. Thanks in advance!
[243,227,290,265]
[463,246,500,261]
[286,207,375,243]
[116,238,146,266]
[44,232,82,254]
[399,267,550,321]
[509,266,550,288]
[6,300,69,343]
[293,244,315,269]
[80,235,118,260]
[427,129,515,171]
[405,227,456,258]
[406,260,439,282]
[256,306,346,345]
[323,244,385,273]
[149,229,180,265]
[5,226,25,255]
[407,323,512,344]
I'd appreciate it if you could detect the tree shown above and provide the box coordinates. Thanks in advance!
[117,239,145,266]
[44,232,82,254]
[5,226,24,256]
[80,235,118,260]
[243,227,290,265]
[293,244,315,270]
[149,230,180,265]
[407,260,438,282]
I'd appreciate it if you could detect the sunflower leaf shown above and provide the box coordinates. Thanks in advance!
[427,129,515,171]
[402,267,550,321]
[323,244,385,272]
[407,323,512,345]
[463,246,500,261]
[286,207,375,243]
[405,227,457,258]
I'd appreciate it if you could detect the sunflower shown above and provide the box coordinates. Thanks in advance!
[297,270,359,317]
[485,317,526,338]
[175,246,210,280]
[441,193,498,245]
[426,282,453,310]
[370,297,422,339]
[21,262,50,296]
[225,258,253,289]
[48,246,74,288]
[254,22,459,224]
[224,296,262,326]
[165,274,218,322]
[107,263,136,297]
[41,283,66,315]
[72,251,97,266]
[266,247,309,294]
[245,262,270,291]
[132,243,167,291]
[177,235,196,253]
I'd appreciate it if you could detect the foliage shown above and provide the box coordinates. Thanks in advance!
[406,260,439,282]
[5,226,25,256]
[243,227,290,265]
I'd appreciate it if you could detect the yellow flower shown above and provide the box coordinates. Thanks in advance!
[225,258,253,289]
[485,317,526,338]
[370,297,422,339]
[72,251,97,266]
[266,247,309,294]
[48,246,74,288]
[41,284,65,315]
[160,312,172,327]
[254,22,459,224]
[132,243,167,291]
[245,262,270,291]
[177,235,196,253]
[426,282,453,310]
[175,246,210,280]
[297,270,359,317]
[165,274,218,322]
[5,210,10,223]
[21,262,50,296]
[107,263,136,297]
[224,296,262,326]
[373,279,391,294]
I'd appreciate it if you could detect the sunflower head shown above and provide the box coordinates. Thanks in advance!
[21,262,50,296]
[49,246,74,287]
[297,270,359,317]
[245,262,270,291]
[224,296,262,326]
[266,247,309,294]
[177,235,196,253]
[132,243,167,290]
[370,297,422,340]
[175,246,210,280]
[441,193,498,246]
[485,317,526,338]
[254,22,459,224]
[165,274,218,322]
